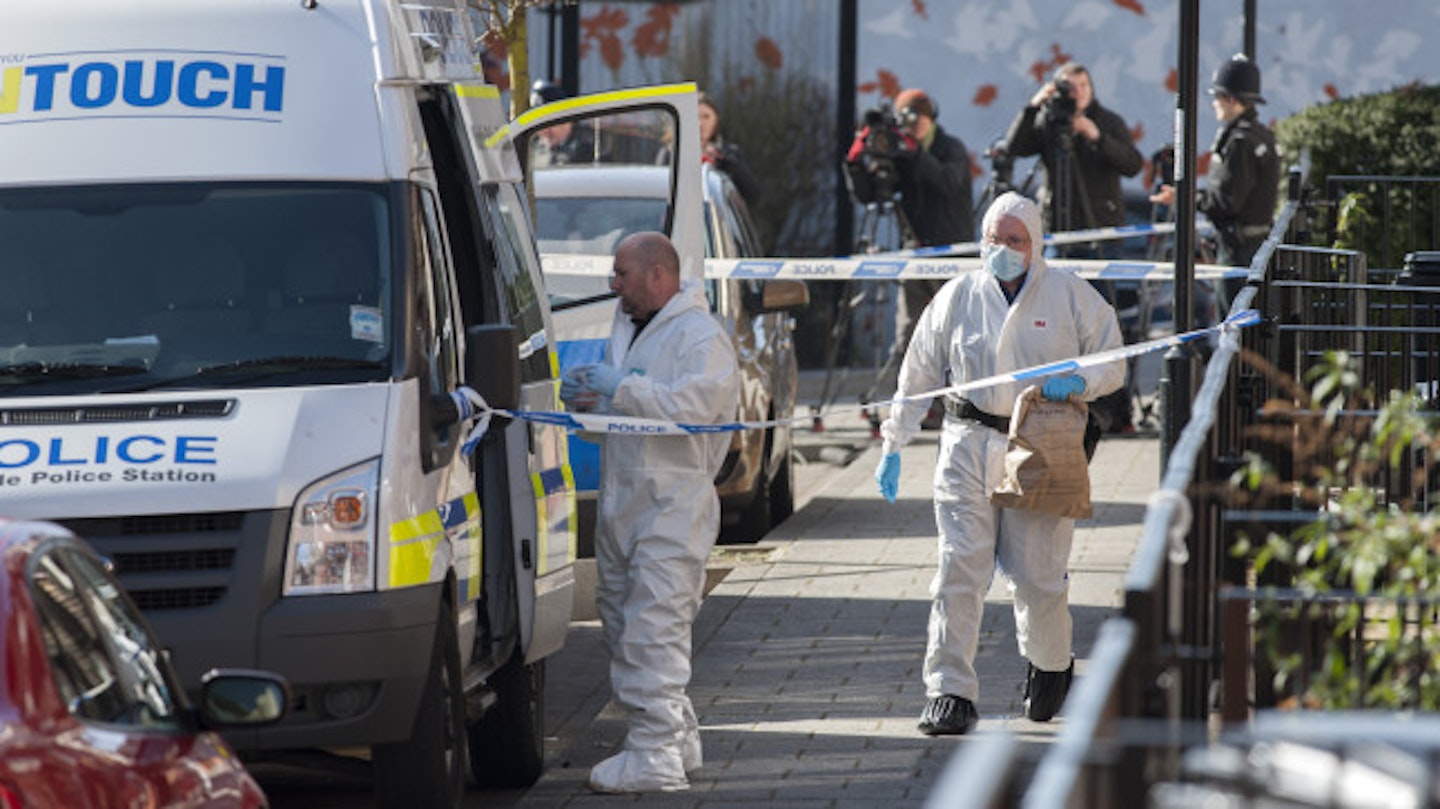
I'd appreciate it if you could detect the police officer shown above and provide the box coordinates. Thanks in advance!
[529,79,603,166]
[1153,54,1281,266]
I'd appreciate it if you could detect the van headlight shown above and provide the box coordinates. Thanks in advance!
[283,460,378,595]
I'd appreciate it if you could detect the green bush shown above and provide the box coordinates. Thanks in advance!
[1232,351,1440,710]
[1274,84,1440,268]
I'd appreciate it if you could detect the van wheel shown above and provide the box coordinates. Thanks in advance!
[468,653,546,788]
[373,605,466,809]
[769,449,794,526]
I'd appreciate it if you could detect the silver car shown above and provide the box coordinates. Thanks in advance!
[533,163,809,545]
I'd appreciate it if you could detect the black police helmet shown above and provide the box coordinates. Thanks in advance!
[530,79,568,108]
[1210,54,1264,104]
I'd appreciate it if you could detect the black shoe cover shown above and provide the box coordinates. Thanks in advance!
[917,694,979,736]
[1023,659,1074,722]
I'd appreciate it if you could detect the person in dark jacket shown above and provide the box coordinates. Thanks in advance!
[848,87,973,428]
[697,92,761,206]
[1006,62,1143,433]
[1004,61,1143,239]
[1152,54,1280,267]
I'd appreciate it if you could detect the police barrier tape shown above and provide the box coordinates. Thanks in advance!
[453,309,1260,446]
[877,219,1213,259]
[541,253,1249,283]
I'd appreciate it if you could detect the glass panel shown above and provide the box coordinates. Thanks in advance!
[0,183,398,396]
[59,548,183,729]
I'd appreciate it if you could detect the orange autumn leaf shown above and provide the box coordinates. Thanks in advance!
[1164,68,1178,93]
[972,84,998,107]
[755,36,783,70]
[599,34,625,71]
[634,4,679,58]
[580,5,629,70]
[1029,61,1050,83]
[1114,0,1145,15]
[1324,83,1339,99]
[1131,122,1144,143]
[580,5,629,38]
[875,69,901,100]
[911,0,929,19]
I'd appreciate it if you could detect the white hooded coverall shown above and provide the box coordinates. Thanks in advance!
[594,280,739,763]
[880,193,1125,703]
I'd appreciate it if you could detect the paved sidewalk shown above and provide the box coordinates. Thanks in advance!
[520,409,1161,807]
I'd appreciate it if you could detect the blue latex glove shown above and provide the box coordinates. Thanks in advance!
[585,364,625,397]
[1041,374,1086,402]
[559,368,586,406]
[875,452,901,503]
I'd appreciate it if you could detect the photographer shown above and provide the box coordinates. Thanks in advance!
[1004,62,1142,240]
[1006,62,1142,434]
[847,88,973,425]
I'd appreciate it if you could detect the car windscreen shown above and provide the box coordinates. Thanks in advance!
[0,182,397,396]
[532,195,668,305]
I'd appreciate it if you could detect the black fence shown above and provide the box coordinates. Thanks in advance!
[930,172,1440,808]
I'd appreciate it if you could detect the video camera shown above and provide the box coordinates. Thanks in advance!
[985,137,1014,189]
[844,105,915,205]
[1044,78,1078,126]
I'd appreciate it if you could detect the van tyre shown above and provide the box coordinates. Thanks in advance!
[468,652,546,788]
[373,604,466,809]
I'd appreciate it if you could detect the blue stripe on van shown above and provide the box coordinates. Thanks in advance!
[556,338,607,492]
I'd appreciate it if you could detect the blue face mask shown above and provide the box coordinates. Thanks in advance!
[982,242,1028,282]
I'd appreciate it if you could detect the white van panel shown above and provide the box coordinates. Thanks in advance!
[0,0,476,185]
[0,386,388,517]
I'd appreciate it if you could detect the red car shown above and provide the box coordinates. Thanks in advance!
[0,519,288,809]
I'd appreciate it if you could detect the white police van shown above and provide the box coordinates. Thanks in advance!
[0,2,697,805]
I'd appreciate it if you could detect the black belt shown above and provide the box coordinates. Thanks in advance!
[943,396,1009,433]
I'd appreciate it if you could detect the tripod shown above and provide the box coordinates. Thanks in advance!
[811,191,916,433]
[1048,127,1096,256]
[972,136,1041,234]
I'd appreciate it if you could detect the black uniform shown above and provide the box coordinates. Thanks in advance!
[1005,98,1142,233]
[1199,107,1280,266]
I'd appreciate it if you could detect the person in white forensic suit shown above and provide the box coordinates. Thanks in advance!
[874,192,1125,735]
[560,231,739,793]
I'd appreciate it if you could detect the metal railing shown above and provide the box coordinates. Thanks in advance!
[931,172,1440,807]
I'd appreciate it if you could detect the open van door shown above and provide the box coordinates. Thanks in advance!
[501,85,703,567]
[504,83,703,274]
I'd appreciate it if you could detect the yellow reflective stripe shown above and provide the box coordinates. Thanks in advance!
[462,492,482,600]
[530,472,549,574]
[388,510,444,588]
[561,463,578,562]
[454,83,499,99]
[485,82,697,148]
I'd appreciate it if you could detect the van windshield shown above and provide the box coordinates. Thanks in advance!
[0,183,396,396]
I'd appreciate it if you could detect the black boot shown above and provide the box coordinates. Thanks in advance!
[1023,659,1074,722]
[918,694,979,736]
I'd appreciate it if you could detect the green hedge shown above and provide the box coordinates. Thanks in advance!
[1274,84,1440,268]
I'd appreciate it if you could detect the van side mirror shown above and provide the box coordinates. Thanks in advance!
[466,324,522,411]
